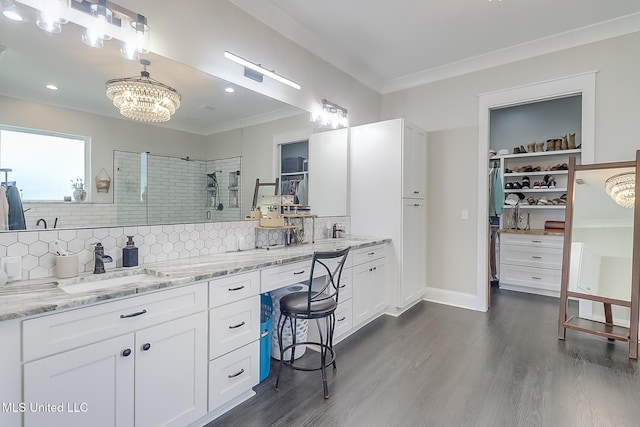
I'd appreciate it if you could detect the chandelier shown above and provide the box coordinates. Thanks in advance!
[310,99,349,129]
[105,59,181,122]
[605,172,636,208]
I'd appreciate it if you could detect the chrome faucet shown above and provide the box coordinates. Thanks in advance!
[36,218,47,229]
[93,242,113,274]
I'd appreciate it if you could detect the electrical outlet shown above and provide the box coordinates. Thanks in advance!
[1,256,22,281]
[461,209,469,220]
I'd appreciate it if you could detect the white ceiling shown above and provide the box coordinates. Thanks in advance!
[231,0,640,93]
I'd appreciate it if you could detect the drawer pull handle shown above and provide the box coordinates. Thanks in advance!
[414,191,420,194]
[120,309,147,319]
[228,369,245,379]
[368,252,375,256]
[142,343,151,351]
[229,321,246,329]
[531,256,542,259]
[414,204,420,207]
[339,284,346,289]
[531,240,542,243]
[228,285,245,291]
[337,316,346,322]
[293,270,305,275]
[121,349,131,357]
[531,276,542,280]
[261,329,270,338]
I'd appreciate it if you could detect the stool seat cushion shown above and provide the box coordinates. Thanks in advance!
[280,291,337,315]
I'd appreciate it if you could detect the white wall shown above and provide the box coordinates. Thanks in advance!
[381,32,640,303]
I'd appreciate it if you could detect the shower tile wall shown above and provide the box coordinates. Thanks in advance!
[114,150,147,226]
[206,157,242,223]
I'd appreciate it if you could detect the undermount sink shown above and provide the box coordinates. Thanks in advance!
[56,272,163,294]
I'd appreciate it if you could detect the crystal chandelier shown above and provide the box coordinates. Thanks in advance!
[605,172,636,208]
[105,59,181,122]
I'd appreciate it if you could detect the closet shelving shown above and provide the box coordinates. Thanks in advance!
[493,148,581,211]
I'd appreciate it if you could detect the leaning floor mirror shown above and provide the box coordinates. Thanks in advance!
[558,150,640,359]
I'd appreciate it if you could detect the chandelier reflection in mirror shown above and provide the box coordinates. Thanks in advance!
[106,59,182,122]
[605,172,636,208]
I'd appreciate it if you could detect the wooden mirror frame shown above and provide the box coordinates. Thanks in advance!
[558,151,640,358]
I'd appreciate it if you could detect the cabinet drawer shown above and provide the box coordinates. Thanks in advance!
[209,296,260,360]
[500,245,563,270]
[261,260,324,293]
[338,267,353,302]
[352,244,386,266]
[500,264,561,292]
[23,283,207,362]
[208,340,259,412]
[499,233,563,249]
[334,300,353,340]
[209,271,260,308]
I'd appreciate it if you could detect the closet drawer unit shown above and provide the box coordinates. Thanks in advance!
[500,233,563,249]
[261,260,325,293]
[23,283,207,362]
[208,340,260,411]
[500,244,563,270]
[209,271,260,308]
[500,264,561,293]
[209,295,260,360]
[352,244,386,266]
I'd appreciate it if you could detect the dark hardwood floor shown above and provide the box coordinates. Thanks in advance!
[207,288,640,426]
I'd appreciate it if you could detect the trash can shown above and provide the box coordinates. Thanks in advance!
[271,284,309,360]
[260,293,273,382]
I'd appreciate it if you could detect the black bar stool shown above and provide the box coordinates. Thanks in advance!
[275,247,350,398]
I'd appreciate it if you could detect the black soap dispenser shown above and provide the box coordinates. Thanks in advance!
[122,236,138,267]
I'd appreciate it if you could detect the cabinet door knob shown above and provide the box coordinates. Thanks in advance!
[229,321,246,329]
[121,349,132,357]
[228,369,245,379]
[142,343,151,351]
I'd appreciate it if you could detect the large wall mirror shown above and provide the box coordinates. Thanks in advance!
[0,2,313,231]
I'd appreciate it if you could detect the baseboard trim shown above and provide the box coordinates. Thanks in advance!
[423,286,486,312]
[189,390,256,427]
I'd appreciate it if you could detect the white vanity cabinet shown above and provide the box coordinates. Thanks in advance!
[499,233,563,297]
[352,245,387,326]
[351,118,427,312]
[208,272,260,414]
[22,284,209,427]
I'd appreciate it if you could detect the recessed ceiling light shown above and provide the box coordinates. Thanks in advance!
[45,84,58,90]
[224,87,235,93]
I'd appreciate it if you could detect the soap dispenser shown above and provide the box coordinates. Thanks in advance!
[122,236,138,267]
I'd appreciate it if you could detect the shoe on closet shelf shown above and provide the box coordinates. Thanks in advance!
[527,197,538,205]
[505,194,520,205]
[551,198,561,205]
[548,178,556,188]
[537,197,549,205]
[522,177,530,189]
[533,181,541,189]
[505,182,513,189]
[512,182,522,189]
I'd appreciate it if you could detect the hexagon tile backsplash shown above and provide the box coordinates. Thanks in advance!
[0,217,350,280]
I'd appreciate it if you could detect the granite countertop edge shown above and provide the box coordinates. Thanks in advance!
[0,237,389,321]
[498,228,564,237]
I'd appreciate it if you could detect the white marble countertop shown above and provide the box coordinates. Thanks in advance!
[0,237,389,321]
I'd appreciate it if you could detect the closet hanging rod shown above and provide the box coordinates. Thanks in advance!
[0,168,12,186]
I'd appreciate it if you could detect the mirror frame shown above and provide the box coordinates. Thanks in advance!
[558,151,640,358]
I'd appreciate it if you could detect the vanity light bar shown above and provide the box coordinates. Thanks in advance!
[223,51,301,90]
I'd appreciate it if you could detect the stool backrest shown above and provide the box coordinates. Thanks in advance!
[305,247,351,313]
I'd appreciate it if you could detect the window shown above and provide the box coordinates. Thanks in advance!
[0,126,89,201]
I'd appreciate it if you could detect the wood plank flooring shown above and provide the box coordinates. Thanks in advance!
[207,288,640,426]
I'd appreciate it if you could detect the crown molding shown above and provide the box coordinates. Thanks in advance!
[382,12,640,94]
